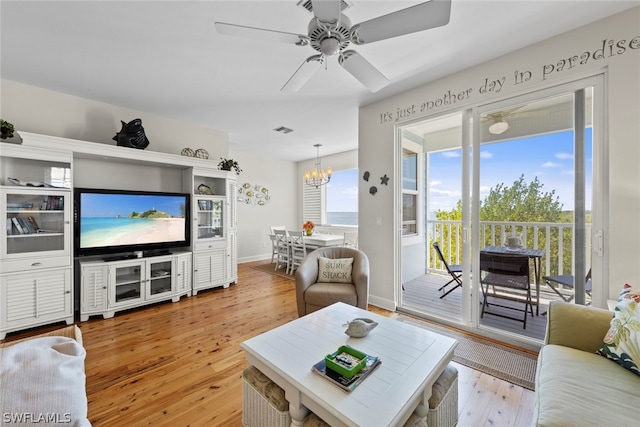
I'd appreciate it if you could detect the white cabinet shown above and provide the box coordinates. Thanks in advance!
[0,144,73,339]
[175,252,192,296]
[185,169,237,293]
[1,188,72,264]
[194,196,225,247]
[80,263,108,321]
[1,268,73,339]
[193,248,227,295]
[79,252,191,321]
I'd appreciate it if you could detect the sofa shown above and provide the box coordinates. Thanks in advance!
[0,325,91,426]
[533,301,640,426]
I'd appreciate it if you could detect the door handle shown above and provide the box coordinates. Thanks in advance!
[594,230,604,257]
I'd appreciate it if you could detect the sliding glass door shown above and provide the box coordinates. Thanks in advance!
[399,75,605,344]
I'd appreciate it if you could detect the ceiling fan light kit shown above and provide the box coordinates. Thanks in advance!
[215,0,452,92]
[489,120,509,135]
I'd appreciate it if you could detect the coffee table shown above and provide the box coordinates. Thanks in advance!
[241,302,458,426]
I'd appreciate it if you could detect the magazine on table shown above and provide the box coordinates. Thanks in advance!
[311,349,381,393]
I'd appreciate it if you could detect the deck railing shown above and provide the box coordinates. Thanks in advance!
[428,220,591,281]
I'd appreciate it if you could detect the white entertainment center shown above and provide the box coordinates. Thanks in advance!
[0,132,237,338]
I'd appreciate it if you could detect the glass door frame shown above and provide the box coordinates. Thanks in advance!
[396,73,607,345]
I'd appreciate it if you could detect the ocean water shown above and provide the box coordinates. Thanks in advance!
[327,212,358,225]
[80,217,184,248]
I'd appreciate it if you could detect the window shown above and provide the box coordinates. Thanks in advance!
[326,168,358,225]
[402,139,423,244]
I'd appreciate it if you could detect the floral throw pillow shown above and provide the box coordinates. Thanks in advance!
[597,284,640,376]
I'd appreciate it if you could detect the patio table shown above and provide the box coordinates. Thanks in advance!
[481,246,545,315]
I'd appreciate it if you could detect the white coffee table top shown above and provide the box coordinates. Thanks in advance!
[241,302,458,427]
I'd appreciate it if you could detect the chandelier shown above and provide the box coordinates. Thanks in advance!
[304,144,332,188]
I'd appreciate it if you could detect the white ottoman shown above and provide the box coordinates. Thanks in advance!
[242,365,290,427]
[244,364,458,427]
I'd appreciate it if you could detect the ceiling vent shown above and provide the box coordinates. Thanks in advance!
[274,126,293,134]
[297,0,351,14]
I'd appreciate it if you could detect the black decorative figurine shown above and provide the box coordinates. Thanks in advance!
[113,118,150,149]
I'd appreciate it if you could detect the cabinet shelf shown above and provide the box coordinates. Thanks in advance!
[7,232,64,238]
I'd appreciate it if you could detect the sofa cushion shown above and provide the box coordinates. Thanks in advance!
[597,283,640,376]
[0,336,90,427]
[534,344,640,426]
[317,257,353,283]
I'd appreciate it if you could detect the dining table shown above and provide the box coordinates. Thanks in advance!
[302,233,345,248]
[269,232,345,248]
[480,245,546,315]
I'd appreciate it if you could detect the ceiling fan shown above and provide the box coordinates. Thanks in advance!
[215,0,452,92]
[483,106,549,135]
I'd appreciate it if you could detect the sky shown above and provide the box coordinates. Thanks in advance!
[320,129,592,215]
[428,129,593,215]
[81,193,186,217]
[326,168,359,212]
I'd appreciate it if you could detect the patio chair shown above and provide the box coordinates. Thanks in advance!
[543,267,592,303]
[480,252,534,329]
[433,242,463,299]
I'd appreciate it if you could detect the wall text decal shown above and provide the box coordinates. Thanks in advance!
[379,36,639,125]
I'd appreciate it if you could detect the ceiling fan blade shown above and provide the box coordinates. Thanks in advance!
[338,50,389,92]
[351,0,452,45]
[281,55,325,92]
[311,0,342,24]
[215,22,308,46]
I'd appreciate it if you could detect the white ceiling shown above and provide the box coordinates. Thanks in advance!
[1,1,638,162]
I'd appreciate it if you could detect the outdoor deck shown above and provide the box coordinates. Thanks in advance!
[401,272,566,341]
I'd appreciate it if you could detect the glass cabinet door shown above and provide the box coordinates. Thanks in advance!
[2,189,70,258]
[112,263,143,305]
[195,197,224,241]
[148,259,174,298]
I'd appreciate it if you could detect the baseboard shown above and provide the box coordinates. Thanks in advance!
[368,295,396,312]
[238,254,272,264]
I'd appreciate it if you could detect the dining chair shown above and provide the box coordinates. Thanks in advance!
[479,252,534,329]
[433,242,463,299]
[287,231,307,275]
[343,231,358,248]
[543,267,592,303]
[273,229,290,273]
[269,225,286,263]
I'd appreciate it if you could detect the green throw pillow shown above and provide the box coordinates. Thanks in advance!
[597,284,640,376]
[318,257,353,283]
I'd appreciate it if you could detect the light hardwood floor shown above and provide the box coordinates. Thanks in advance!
[5,260,536,426]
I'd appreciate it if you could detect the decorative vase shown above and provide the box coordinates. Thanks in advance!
[306,229,313,236]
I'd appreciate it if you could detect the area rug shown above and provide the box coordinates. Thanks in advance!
[251,263,295,280]
[398,314,538,390]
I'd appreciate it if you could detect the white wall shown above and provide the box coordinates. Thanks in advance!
[1,79,228,157]
[0,79,301,263]
[230,149,299,262]
[359,8,640,310]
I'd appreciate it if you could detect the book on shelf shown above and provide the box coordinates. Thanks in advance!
[18,217,33,233]
[311,349,381,393]
[27,216,40,232]
[11,217,25,234]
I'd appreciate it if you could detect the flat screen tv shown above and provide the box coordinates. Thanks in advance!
[74,188,191,258]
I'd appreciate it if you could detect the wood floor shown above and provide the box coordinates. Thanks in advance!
[4,261,536,426]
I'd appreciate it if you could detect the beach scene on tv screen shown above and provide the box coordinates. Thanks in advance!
[80,193,187,248]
